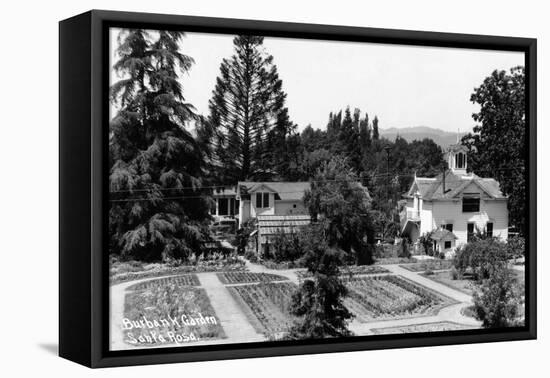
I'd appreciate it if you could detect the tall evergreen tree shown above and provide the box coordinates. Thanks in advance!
[338,107,361,172]
[208,35,289,182]
[372,115,380,140]
[109,29,211,262]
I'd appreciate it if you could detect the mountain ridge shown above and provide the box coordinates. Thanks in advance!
[379,126,465,148]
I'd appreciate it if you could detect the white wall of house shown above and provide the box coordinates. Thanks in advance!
[239,200,251,225]
[251,192,276,218]
[428,199,507,246]
[274,201,307,215]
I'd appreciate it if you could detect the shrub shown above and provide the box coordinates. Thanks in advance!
[507,236,526,260]
[270,228,304,263]
[472,266,523,328]
[453,239,508,281]
[424,268,434,276]
[244,250,258,263]
[450,266,459,280]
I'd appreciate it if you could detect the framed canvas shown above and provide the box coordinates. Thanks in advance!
[59,10,537,368]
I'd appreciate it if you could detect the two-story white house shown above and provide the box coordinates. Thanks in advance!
[401,144,508,256]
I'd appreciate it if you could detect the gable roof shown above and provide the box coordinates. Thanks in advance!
[238,181,311,201]
[406,171,506,201]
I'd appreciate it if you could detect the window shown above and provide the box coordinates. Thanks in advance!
[235,199,240,214]
[256,192,270,208]
[442,223,453,232]
[256,193,262,208]
[456,152,465,169]
[444,241,452,249]
[467,222,475,242]
[218,198,229,216]
[462,197,480,212]
[229,198,235,215]
[486,222,493,238]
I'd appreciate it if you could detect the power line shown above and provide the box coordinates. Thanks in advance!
[109,166,526,195]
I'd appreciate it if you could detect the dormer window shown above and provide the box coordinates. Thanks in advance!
[462,195,480,212]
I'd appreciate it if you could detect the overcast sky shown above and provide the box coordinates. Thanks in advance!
[110,29,524,134]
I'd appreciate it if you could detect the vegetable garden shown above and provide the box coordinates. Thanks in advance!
[343,275,456,322]
[217,272,288,284]
[227,282,297,338]
[123,281,225,346]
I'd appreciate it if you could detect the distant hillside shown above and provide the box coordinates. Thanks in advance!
[379,126,462,148]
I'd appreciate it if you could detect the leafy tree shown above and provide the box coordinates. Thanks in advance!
[208,35,289,182]
[301,125,328,153]
[109,29,211,262]
[473,266,524,328]
[286,224,353,339]
[453,238,508,281]
[304,156,375,264]
[461,66,526,235]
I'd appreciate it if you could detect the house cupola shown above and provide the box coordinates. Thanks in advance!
[445,144,468,175]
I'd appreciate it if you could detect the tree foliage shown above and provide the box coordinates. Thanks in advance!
[286,224,353,339]
[461,66,526,235]
[304,156,375,264]
[473,266,524,328]
[453,238,508,281]
[109,29,211,262]
[208,36,292,182]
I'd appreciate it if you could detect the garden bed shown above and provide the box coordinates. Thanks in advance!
[110,258,246,285]
[227,282,297,338]
[371,321,478,335]
[421,270,475,295]
[123,282,225,347]
[217,272,288,284]
[399,259,454,272]
[343,275,456,322]
[374,257,418,265]
[126,274,200,291]
[296,265,389,280]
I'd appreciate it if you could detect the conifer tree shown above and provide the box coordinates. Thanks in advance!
[372,115,380,140]
[109,29,211,262]
[208,36,289,182]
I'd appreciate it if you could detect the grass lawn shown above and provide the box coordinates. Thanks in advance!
[400,259,454,272]
[371,321,479,335]
[123,277,225,347]
[217,272,288,284]
[421,270,475,295]
[227,282,297,338]
[343,275,457,322]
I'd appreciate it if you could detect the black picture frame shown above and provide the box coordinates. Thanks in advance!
[59,9,537,368]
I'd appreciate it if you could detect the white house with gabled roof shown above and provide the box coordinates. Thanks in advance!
[401,143,508,255]
[235,181,310,226]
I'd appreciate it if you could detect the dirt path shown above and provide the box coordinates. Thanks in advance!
[197,273,265,343]
[383,264,472,303]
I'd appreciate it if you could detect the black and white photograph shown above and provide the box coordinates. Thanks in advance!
[107,26,528,351]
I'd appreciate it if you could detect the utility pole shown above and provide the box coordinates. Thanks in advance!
[383,146,391,240]
[384,146,391,205]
